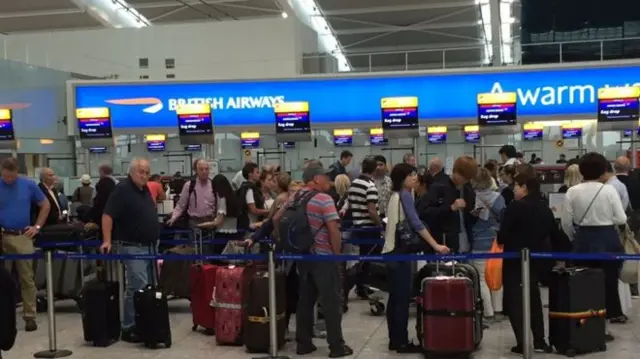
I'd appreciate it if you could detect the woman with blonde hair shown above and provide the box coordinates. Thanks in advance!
[559,164,582,193]
[334,174,351,211]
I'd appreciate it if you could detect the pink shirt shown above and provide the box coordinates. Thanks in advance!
[172,179,217,219]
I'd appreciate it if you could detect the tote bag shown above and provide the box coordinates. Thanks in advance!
[485,239,503,291]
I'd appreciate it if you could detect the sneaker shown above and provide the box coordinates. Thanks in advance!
[395,343,421,354]
[24,319,37,332]
[121,329,141,343]
[296,343,317,355]
[329,344,354,358]
[609,315,628,324]
[534,341,553,353]
[510,346,523,356]
[355,287,374,299]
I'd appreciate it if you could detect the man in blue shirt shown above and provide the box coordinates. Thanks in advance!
[0,157,50,332]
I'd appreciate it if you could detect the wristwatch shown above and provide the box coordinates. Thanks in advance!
[35,225,41,230]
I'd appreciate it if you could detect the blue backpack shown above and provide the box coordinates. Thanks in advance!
[278,190,322,253]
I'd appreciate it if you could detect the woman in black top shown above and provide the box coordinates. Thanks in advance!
[499,165,516,205]
[497,174,564,355]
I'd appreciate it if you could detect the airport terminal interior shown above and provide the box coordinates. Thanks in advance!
[4,0,640,358]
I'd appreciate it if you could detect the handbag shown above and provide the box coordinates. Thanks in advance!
[393,194,424,254]
[619,224,640,284]
[485,239,503,291]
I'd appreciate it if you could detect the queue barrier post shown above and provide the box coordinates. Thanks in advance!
[33,250,73,358]
[521,248,532,359]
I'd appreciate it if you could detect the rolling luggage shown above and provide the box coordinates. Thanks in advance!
[243,269,287,353]
[81,262,120,347]
[417,264,476,358]
[190,229,217,335]
[213,264,254,345]
[134,245,172,349]
[548,267,607,356]
[0,268,17,352]
[158,244,194,298]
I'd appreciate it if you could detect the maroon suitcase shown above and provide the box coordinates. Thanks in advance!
[213,265,253,345]
[418,275,475,357]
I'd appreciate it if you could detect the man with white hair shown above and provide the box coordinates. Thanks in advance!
[100,158,159,343]
[428,158,444,177]
[37,167,65,226]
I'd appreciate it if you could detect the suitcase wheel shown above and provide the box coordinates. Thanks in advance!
[164,338,172,348]
[599,344,607,352]
[565,349,576,357]
[204,328,215,336]
[145,342,157,349]
[191,324,198,332]
[369,300,385,316]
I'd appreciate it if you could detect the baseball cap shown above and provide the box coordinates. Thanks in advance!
[302,161,331,183]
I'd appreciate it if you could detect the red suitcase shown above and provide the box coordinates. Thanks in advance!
[213,265,253,345]
[190,264,217,335]
[418,275,475,357]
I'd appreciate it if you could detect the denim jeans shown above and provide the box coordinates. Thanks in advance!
[386,260,413,346]
[120,245,153,330]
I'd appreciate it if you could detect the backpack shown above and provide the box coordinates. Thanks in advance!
[278,190,322,254]
[174,179,216,228]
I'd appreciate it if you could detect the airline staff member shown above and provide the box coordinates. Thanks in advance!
[0,157,50,332]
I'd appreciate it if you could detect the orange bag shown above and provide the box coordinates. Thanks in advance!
[485,239,503,291]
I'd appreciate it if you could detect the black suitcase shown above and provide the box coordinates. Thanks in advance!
[81,267,120,347]
[0,268,17,352]
[548,267,607,356]
[243,269,286,353]
[134,248,172,349]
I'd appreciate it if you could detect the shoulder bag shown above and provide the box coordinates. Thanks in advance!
[394,193,426,254]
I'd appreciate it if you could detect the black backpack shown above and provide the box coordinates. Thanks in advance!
[278,190,322,253]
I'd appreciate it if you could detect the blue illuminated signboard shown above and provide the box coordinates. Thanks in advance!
[370,128,387,145]
[333,129,353,146]
[381,97,418,131]
[522,123,543,141]
[463,125,480,143]
[176,104,213,135]
[427,126,447,144]
[477,93,517,126]
[274,102,310,134]
[562,125,582,139]
[146,134,166,152]
[597,87,640,122]
[241,132,260,149]
[0,109,14,141]
[76,107,113,139]
[73,64,640,129]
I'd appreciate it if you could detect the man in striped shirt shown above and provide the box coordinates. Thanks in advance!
[347,156,382,298]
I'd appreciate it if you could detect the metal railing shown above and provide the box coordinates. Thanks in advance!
[519,36,640,64]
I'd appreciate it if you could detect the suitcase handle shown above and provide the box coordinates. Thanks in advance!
[435,234,456,276]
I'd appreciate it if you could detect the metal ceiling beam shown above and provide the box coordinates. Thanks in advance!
[133,0,249,9]
[342,42,484,54]
[336,21,481,35]
[323,0,477,16]
[0,8,85,19]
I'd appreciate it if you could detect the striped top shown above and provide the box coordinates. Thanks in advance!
[347,175,379,227]
[296,187,340,255]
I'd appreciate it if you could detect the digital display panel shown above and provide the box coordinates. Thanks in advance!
[176,104,213,136]
[0,109,14,141]
[477,93,518,126]
[88,146,108,154]
[381,97,419,131]
[76,107,113,139]
[184,144,202,151]
[370,128,387,145]
[427,126,447,144]
[562,125,583,139]
[241,132,260,149]
[522,123,543,141]
[463,125,480,143]
[597,87,640,123]
[274,102,311,135]
[282,141,295,149]
[333,129,353,146]
[146,134,166,152]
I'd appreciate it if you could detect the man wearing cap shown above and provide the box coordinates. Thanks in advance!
[72,174,94,206]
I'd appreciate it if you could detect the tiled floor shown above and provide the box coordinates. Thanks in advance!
[3,289,640,359]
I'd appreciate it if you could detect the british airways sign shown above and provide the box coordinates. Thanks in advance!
[71,62,640,129]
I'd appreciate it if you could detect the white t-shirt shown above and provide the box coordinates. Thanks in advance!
[561,181,627,241]
[215,196,238,234]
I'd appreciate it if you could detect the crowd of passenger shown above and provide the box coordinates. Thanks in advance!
[1,144,639,356]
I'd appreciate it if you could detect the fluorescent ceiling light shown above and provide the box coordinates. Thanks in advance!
[281,12,289,19]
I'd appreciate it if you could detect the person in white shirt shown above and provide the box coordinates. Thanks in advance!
[561,153,627,336]
[603,162,630,210]
[499,145,519,166]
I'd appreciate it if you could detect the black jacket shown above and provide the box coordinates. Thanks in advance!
[33,183,63,227]
[420,171,476,252]
[237,181,265,230]
[89,176,117,224]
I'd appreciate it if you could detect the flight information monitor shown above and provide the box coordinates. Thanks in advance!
[597,87,640,123]
[274,101,311,141]
[0,109,14,141]
[381,97,419,137]
[146,134,166,152]
[477,92,518,126]
[281,141,295,149]
[522,123,543,141]
[427,126,447,144]
[76,107,113,139]
[88,146,108,154]
[370,128,387,145]
[177,104,213,136]
[464,125,480,143]
[333,129,353,146]
[184,144,202,151]
[241,132,261,149]
[562,124,583,139]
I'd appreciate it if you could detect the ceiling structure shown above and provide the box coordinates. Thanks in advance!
[0,0,518,73]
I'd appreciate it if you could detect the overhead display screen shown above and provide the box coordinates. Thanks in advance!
[184,144,202,151]
[427,126,447,144]
[381,97,419,131]
[522,123,543,141]
[146,134,166,152]
[76,107,113,139]
[176,103,213,136]
[597,87,640,123]
[477,92,517,126]
[0,109,14,141]
[274,101,311,135]
[562,124,583,139]
[241,132,260,149]
[333,129,353,146]
[370,128,387,145]
[282,141,295,149]
[464,125,480,143]
[623,128,640,137]
[88,146,108,154]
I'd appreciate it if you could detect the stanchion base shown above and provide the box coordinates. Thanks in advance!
[252,355,291,359]
[33,349,73,358]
